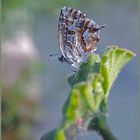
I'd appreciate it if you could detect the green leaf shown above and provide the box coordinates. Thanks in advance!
[68,54,100,87]
[40,129,57,140]
[54,129,66,140]
[100,46,135,97]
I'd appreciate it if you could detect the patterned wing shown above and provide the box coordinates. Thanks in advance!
[58,7,85,60]
[58,7,102,64]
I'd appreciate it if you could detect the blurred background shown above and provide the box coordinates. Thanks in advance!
[2,0,139,140]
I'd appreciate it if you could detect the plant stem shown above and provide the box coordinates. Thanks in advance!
[88,116,117,140]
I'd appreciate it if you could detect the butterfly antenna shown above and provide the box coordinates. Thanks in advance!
[48,54,60,61]
[98,24,107,30]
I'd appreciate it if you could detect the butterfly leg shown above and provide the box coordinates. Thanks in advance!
[69,63,79,72]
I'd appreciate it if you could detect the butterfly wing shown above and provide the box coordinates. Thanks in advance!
[58,7,101,65]
[58,7,83,60]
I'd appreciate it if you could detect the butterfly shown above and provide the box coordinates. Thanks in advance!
[52,7,106,70]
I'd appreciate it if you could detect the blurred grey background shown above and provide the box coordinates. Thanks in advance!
[2,0,139,140]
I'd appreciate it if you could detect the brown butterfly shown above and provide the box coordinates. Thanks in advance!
[56,7,106,70]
